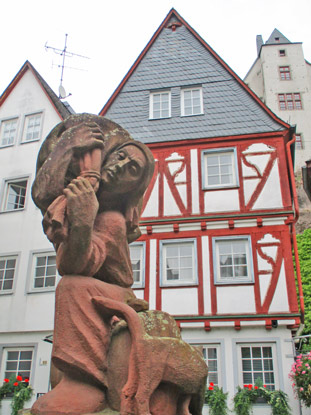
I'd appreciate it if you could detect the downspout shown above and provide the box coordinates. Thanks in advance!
[286,135,305,322]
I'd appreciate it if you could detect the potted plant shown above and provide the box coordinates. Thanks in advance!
[233,379,291,415]
[0,376,33,415]
[205,382,229,415]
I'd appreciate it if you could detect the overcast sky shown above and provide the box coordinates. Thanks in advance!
[1,0,310,114]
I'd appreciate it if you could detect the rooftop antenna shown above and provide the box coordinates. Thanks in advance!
[45,34,90,99]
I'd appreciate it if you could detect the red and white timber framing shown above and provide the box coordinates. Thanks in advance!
[132,131,303,332]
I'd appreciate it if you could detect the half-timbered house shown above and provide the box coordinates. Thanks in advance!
[100,9,303,413]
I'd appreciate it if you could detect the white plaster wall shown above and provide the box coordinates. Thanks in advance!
[244,59,264,100]
[204,189,240,212]
[161,287,198,315]
[216,285,256,314]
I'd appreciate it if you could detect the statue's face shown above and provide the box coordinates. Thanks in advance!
[101,145,146,194]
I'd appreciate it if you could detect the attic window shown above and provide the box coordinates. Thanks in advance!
[275,37,280,42]
[279,50,286,57]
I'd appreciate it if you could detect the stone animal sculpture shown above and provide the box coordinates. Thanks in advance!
[93,298,208,415]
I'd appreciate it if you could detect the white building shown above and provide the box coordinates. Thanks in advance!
[0,61,72,410]
[244,29,311,171]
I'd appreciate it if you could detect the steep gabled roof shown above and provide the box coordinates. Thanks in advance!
[266,29,291,45]
[0,61,74,119]
[99,8,290,144]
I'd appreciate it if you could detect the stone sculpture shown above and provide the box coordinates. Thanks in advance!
[30,114,208,415]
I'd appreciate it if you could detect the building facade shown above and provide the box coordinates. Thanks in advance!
[244,29,311,171]
[100,9,303,413]
[0,11,306,415]
[0,61,72,410]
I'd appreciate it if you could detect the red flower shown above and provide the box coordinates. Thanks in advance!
[13,382,19,386]
[24,378,29,383]
[16,375,22,381]
[209,386,214,390]
[4,378,9,383]
[209,382,214,386]
[248,384,252,389]
[255,386,258,389]
[244,384,248,388]
[263,385,267,388]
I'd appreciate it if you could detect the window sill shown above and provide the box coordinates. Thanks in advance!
[0,143,15,149]
[214,280,254,286]
[20,138,41,145]
[0,290,14,296]
[27,287,56,294]
[148,116,171,121]
[160,282,198,288]
[0,208,25,214]
[203,185,239,191]
[180,112,204,117]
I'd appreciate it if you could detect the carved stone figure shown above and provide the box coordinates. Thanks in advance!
[30,114,207,415]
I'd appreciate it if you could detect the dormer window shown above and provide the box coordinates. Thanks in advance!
[149,91,171,119]
[181,87,203,116]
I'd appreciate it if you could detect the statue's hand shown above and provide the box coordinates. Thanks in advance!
[63,177,99,227]
[64,122,106,151]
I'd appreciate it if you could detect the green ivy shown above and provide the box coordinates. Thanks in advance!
[294,228,311,352]
[233,379,291,415]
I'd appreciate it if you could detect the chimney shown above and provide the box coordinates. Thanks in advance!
[256,35,264,56]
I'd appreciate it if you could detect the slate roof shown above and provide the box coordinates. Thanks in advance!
[265,29,291,45]
[0,61,74,119]
[100,9,289,144]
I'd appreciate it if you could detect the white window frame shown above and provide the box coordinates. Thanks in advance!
[129,242,145,288]
[1,177,28,212]
[28,251,58,292]
[0,118,18,147]
[237,343,278,391]
[181,87,203,116]
[201,147,239,190]
[160,239,197,287]
[202,344,222,387]
[22,112,43,143]
[0,255,18,294]
[149,91,171,119]
[0,347,34,381]
[212,236,254,285]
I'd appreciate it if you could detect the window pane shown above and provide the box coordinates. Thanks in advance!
[19,361,31,370]
[166,246,179,256]
[263,347,272,358]
[253,359,263,371]
[242,359,252,371]
[34,278,44,288]
[6,361,17,370]
[243,372,252,383]
[20,351,32,360]
[242,348,251,358]
[45,277,56,287]
[3,280,13,290]
[7,351,19,360]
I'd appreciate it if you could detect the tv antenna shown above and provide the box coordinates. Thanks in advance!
[45,34,90,99]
